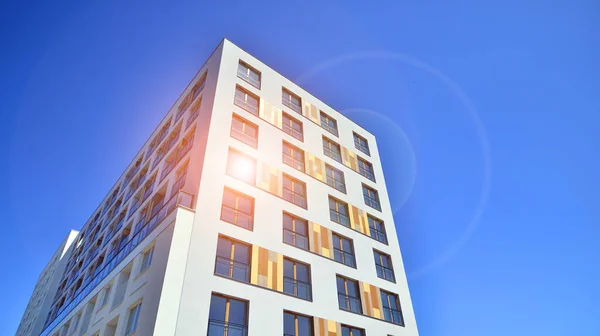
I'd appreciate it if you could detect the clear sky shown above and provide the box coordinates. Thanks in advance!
[1,1,598,335]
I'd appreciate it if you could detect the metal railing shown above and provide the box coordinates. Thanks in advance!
[214,256,250,283]
[234,95,259,115]
[237,69,260,88]
[207,319,247,336]
[338,293,362,314]
[39,192,187,336]
[382,307,404,326]
[283,277,312,300]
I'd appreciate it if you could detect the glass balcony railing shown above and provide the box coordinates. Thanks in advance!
[40,191,191,336]
[207,319,247,336]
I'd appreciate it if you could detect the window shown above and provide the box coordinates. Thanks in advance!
[237,61,261,88]
[368,215,388,244]
[283,258,312,300]
[282,88,302,113]
[320,112,338,136]
[208,294,248,335]
[283,174,307,208]
[329,197,350,227]
[325,164,346,193]
[231,114,258,148]
[282,113,303,141]
[283,213,309,250]
[234,86,259,115]
[282,141,305,172]
[357,157,375,181]
[341,325,365,336]
[140,246,154,273]
[381,290,404,325]
[374,250,395,282]
[226,150,256,185]
[125,302,142,335]
[221,189,254,230]
[353,132,370,156]
[362,185,381,211]
[100,284,112,307]
[333,234,356,267]
[284,311,313,336]
[215,236,251,282]
[336,276,362,314]
[323,137,342,163]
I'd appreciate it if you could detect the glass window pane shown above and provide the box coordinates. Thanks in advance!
[284,313,295,335]
[296,263,309,282]
[208,295,226,321]
[228,299,247,325]
[216,238,232,258]
[233,244,249,263]
[297,315,312,335]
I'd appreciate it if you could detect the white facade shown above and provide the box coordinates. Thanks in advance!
[17,230,79,336]
[27,39,418,336]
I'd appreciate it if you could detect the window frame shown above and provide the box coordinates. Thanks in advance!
[380,290,404,326]
[362,184,381,211]
[283,310,314,336]
[282,174,307,209]
[234,85,260,115]
[214,236,251,283]
[325,164,346,193]
[357,157,375,182]
[208,293,249,334]
[230,114,259,148]
[353,132,370,156]
[374,249,396,282]
[341,325,366,336]
[328,196,350,227]
[140,246,154,273]
[322,136,342,163]
[282,112,304,141]
[332,233,356,268]
[282,212,309,251]
[368,215,388,244]
[320,111,339,136]
[125,302,142,335]
[282,141,306,172]
[237,60,261,89]
[283,258,312,301]
[282,88,302,114]
[220,188,255,231]
[336,275,362,314]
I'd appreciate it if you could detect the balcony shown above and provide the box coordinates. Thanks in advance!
[160,160,175,182]
[152,151,165,170]
[142,183,154,202]
[40,191,188,336]
[177,138,193,162]
[186,106,200,129]
[171,173,186,197]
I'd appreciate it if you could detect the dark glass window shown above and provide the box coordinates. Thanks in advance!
[374,250,395,282]
[283,174,307,208]
[207,294,249,335]
[284,311,313,336]
[336,276,362,314]
[283,213,309,250]
[282,142,305,172]
[329,197,350,227]
[353,132,370,156]
[357,157,375,182]
[237,61,261,89]
[282,113,303,141]
[362,185,381,211]
[325,164,346,193]
[368,215,388,244]
[221,189,254,230]
[323,137,342,163]
[341,325,365,336]
[283,258,312,300]
[214,236,251,282]
[333,234,356,267]
[320,112,338,136]
[282,88,302,114]
[381,290,404,326]
[231,114,258,148]
[234,86,259,115]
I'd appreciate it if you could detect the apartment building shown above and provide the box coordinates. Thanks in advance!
[25,38,418,336]
[17,230,79,336]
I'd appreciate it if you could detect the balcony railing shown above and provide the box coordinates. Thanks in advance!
[214,256,250,283]
[177,139,193,162]
[152,151,165,170]
[283,277,312,300]
[186,106,200,129]
[170,173,186,197]
[160,160,175,182]
[338,294,362,314]
[40,191,189,336]
[237,68,260,88]
[234,95,259,115]
[207,319,247,336]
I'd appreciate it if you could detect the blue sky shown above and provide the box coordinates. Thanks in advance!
[1,1,599,335]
